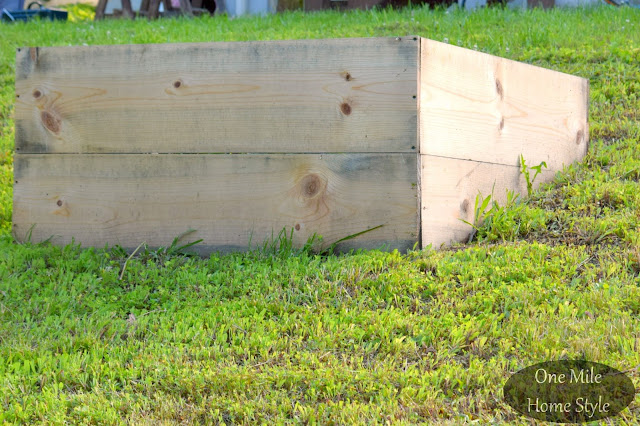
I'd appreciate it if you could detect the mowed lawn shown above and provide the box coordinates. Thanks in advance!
[0,5,639,424]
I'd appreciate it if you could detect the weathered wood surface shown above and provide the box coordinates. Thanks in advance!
[419,39,589,172]
[418,39,588,247]
[14,38,419,154]
[12,37,590,252]
[420,155,556,247]
[13,153,419,252]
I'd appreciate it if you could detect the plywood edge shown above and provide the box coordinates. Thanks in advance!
[420,154,556,248]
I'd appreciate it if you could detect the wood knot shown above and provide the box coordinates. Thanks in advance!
[29,47,38,63]
[495,79,504,100]
[576,129,584,145]
[56,199,63,207]
[301,174,323,198]
[295,223,301,231]
[499,117,505,131]
[33,89,42,99]
[340,71,353,82]
[173,80,182,88]
[461,198,470,214]
[340,102,352,116]
[41,110,61,134]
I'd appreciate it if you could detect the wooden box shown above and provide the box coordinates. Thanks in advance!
[13,37,588,253]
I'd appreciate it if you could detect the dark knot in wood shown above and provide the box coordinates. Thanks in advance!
[495,79,504,100]
[301,174,323,198]
[461,198,470,214]
[29,47,38,64]
[41,111,61,134]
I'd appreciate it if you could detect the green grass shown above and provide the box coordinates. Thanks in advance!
[1,5,640,423]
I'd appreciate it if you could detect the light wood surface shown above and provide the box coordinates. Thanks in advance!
[420,154,556,248]
[15,38,419,154]
[13,153,419,253]
[12,37,591,253]
[419,39,589,172]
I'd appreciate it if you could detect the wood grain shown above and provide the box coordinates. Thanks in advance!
[12,37,591,253]
[15,38,419,154]
[419,39,589,172]
[420,154,556,248]
[13,153,419,253]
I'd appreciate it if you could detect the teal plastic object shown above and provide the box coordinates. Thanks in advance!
[1,2,68,22]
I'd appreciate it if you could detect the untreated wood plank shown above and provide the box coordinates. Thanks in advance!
[420,154,556,248]
[13,153,418,253]
[419,39,589,172]
[15,38,419,154]
[12,37,591,253]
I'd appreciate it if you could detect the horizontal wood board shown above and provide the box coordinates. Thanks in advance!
[15,38,419,154]
[419,39,589,172]
[13,153,419,253]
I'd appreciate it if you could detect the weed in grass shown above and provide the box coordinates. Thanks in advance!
[519,154,547,198]
[252,226,322,258]
[462,187,533,244]
[461,190,494,238]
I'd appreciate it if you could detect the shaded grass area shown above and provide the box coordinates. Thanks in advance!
[1,5,640,423]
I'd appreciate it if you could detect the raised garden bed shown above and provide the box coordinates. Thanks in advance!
[13,37,588,253]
